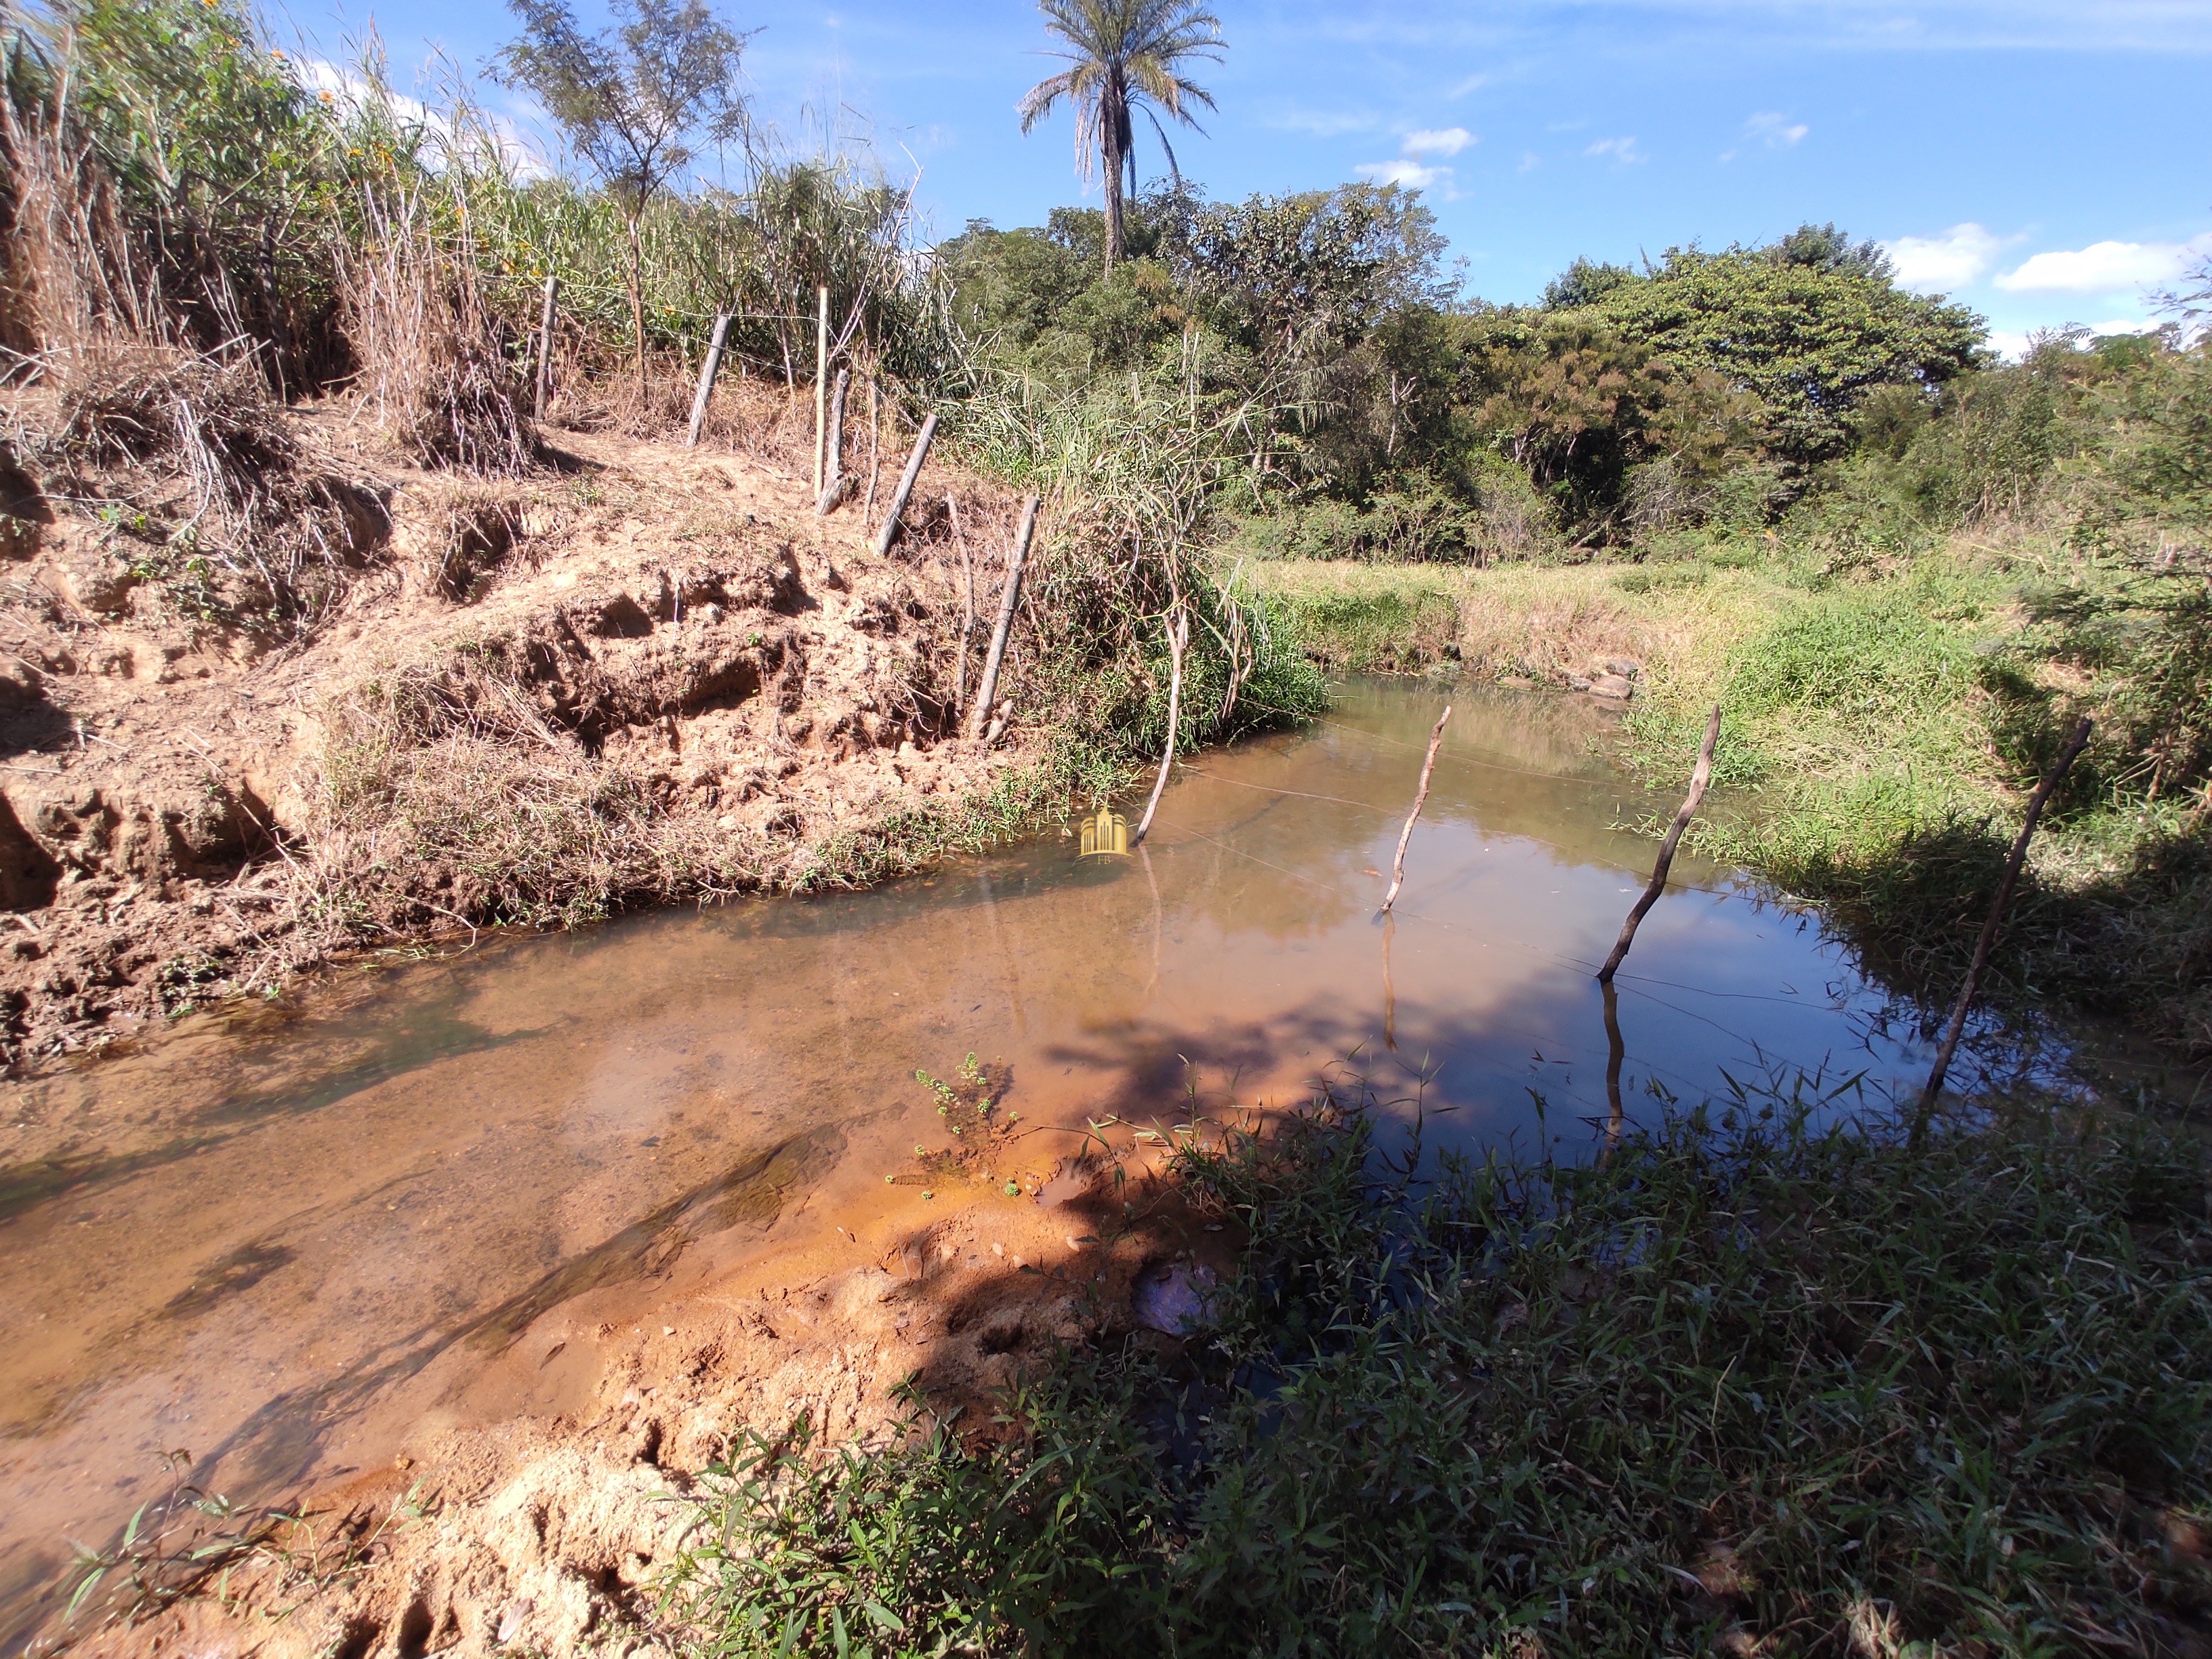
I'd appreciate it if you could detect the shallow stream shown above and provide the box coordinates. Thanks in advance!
[0,680,2055,1638]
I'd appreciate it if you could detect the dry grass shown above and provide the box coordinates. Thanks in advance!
[388,474,539,600]
[338,182,536,476]
[0,70,167,354]
[1246,556,1775,696]
[309,637,691,935]
[37,342,385,626]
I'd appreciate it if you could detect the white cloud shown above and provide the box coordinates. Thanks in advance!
[1746,110,1809,147]
[1721,111,1809,161]
[1994,234,2212,293]
[1584,136,1645,163]
[298,58,554,180]
[1403,126,1474,156]
[1518,150,1542,173]
[1272,108,1378,138]
[1355,159,1451,189]
[1881,222,2008,291]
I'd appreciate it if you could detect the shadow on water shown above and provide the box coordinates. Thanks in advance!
[1774,811,2212,1109]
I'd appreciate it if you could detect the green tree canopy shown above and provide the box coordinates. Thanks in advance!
[492,0,752,394]
[1582,243,1984,462]
[1017,0,1223,274]
[1163,182,1452,361]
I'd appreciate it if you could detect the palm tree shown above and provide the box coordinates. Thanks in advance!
[1018,0,1224,276]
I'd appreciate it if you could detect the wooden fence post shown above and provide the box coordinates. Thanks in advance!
[949,493,976,714]
[873,412,939,557]
[812,285,829,495]
[533,274,559,424]
[1597,703,1722,984]
[815,369,850,514]
[967,496,1038,738]
[863,379,882,526]
[686,312,731,448]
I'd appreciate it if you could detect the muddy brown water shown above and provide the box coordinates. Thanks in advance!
[0,680,2060,1641]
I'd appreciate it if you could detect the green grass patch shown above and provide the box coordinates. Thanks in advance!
[1263,581,1462,675]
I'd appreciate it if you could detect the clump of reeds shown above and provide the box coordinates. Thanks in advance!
[0,58,159,354]
[941,358,1324,771]
[339,177,535,475]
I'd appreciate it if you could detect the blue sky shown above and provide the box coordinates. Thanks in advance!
[287,0,2212,354]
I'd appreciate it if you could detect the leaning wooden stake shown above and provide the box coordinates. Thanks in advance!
[873,411,939,556]
[1912,716,2093,1143]
[949,493,976,714]
[862,379,882,527]
[1380,705,1452,912]
[815,368,850,514]
[967,496,1038,737]
[533,274,560,424]
[686,312,731,448]
[812,285,829,495]
[1597,703,1723,984]
[1131,609,1189,848]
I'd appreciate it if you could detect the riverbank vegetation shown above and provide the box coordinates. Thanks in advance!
[0,0,1317,784]
[665,1090,2212,1656]
[0,0,1326,1053]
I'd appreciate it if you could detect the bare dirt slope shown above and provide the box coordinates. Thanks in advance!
[0,396,1031,1065]
[58,1145,1227,1659]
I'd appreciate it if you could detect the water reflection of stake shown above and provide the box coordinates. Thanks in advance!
[1079,804,1129,857]
[1382,912,1399,1051]
[1601,977,1625,1153]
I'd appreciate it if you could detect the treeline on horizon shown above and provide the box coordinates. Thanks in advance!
[5,0,2202,569]
[943,185,2205,565]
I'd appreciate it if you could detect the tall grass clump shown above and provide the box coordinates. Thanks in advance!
[0,0,346,382]
[337,157,536,474]
[944,360,1324,784]
[663,1089,2212,1656]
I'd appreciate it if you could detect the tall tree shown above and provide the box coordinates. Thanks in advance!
[1017,0,1223,276]
[493,0,751,403]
